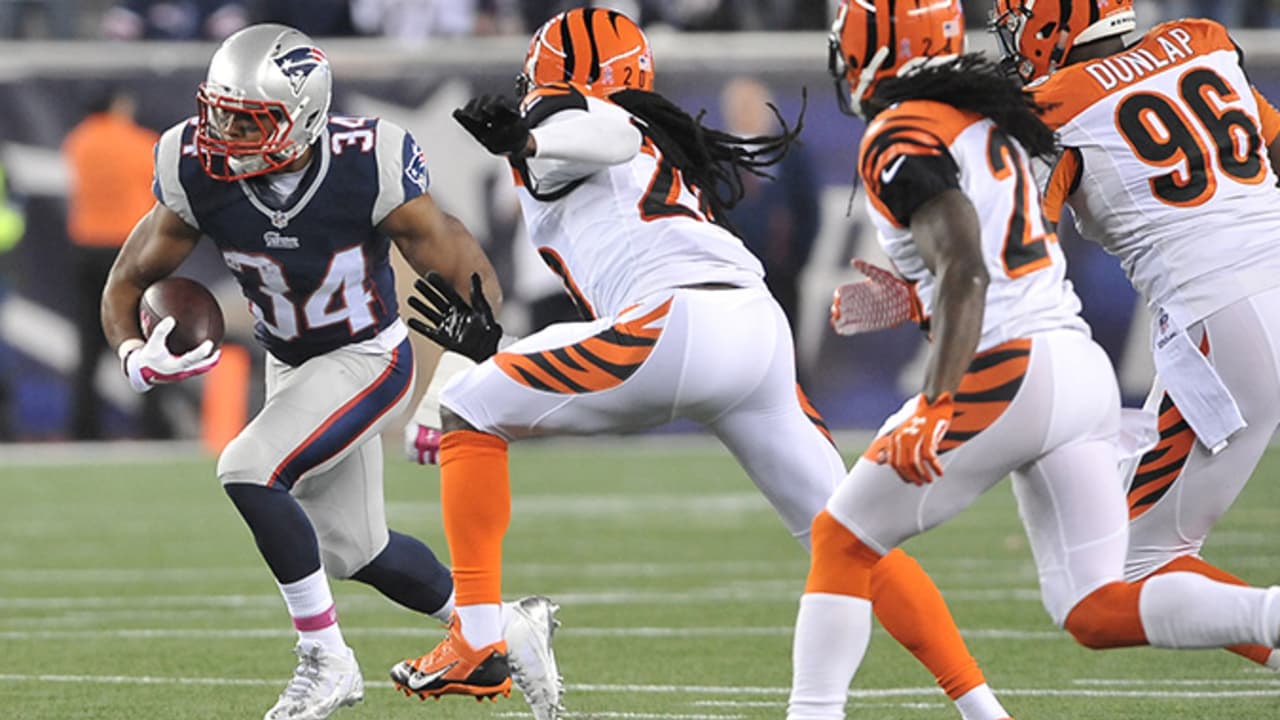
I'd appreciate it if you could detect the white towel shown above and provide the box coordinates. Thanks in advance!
[1150,309,1246,454]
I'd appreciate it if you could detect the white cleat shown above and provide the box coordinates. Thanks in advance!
[503,596,565,720]
[264,640,364,720]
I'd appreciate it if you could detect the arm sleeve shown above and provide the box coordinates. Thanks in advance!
[860,124,960,228]
[522,86,643,192]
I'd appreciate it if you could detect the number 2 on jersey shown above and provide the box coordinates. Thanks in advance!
[987,129,1055,278]
[1116,67,1267,207]
[637,136,710,222]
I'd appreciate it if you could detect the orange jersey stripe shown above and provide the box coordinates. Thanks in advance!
[1042,148,1083,225]
[1253,87,1280,145]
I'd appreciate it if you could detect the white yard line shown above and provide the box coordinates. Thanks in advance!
[0,626,1067,641]
[0,587,1045,611]
[0,560,799,584]
[499,707,742,712]
[1074,678,1280,686]
[0,674,1276,700]
[0,432,877,468]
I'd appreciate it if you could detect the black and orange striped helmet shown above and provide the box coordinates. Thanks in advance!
[828,0,965,117]
[517,8,654,98]
[991,0,1136,84]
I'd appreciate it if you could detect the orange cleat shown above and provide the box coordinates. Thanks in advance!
[390,617,513,701]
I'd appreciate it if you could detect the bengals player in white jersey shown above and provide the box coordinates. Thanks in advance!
[994,0,1280,670]
[789,2,1280,719]
[386,6,1004,714]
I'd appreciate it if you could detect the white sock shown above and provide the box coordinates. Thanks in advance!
[500,599,520,630]
[1140,573,1277,648]
[1266,650,1280,671]
[787,593,872,720]
[456,603,503,649]
[955,684,1009,720]
[432,590,456,625]
[278,568,347,652]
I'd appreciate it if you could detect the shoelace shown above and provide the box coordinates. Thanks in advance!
[280,647,324,702]
[409,642,449,673]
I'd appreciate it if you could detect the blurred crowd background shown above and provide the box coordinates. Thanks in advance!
[0,0,1276,445]
[1,0,1278,40]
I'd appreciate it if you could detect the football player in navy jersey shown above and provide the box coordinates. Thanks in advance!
[100,24,559,720]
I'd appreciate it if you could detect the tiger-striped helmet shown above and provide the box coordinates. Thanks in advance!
[991,0,1137,83]
[828,0,966,117]
[517,8,654,97]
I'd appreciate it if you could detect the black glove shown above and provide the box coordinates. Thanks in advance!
[407,272,503,363]
[452,95,531,158]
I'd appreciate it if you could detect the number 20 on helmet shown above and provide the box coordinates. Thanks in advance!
[828,0,966,117]
[517,8,654,98]
[991,0,1137,84]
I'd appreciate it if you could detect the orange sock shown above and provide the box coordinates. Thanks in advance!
[871,549,987,700]
[1151,555,1273,666]
[804,510,879,597]
[1063,581,1148,648]
[439,430,510,606]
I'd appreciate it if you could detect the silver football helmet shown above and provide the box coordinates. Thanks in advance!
[195,24,332,181]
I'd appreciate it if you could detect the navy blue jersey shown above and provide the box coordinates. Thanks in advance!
[153,116,430,366]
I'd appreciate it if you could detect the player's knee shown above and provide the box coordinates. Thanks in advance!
[217,433,274,486]
[319,546,362,580]
[440,406,477,434]
[318,534,384,580]
[1063,582,1147,649]
[804,510,881,597]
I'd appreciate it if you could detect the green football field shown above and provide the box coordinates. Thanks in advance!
[2,438,1279,720]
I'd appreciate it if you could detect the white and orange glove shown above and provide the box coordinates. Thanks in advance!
[404,351,476,465]
[831,259,922,336]
[868,392,954,485]
[117,316,220,393]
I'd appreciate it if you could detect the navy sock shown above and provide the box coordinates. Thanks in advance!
[351,530,454,616]
[223,482,321,584]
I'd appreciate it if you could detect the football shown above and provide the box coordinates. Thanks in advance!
[138,277,225,355]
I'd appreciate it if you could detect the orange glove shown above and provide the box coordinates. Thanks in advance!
[869,393,954,485]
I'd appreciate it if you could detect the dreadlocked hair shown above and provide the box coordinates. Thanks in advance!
[609,88,805,231]
[867,54,1057,160]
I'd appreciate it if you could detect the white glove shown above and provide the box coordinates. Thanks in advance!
[831,259,921,336]
[404,351,476,465]
[118,316,221,393]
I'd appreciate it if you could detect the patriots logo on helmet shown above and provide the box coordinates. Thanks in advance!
[275,46,328,96]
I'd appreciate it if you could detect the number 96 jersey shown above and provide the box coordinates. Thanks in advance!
[1034,18,1280,327]
[153,116,428,365]
[860,99,1087,353]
